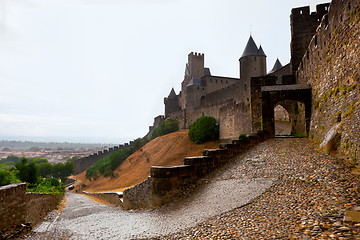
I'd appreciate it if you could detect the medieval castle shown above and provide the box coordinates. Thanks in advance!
[75,0,359,174]
[160,0,359,162]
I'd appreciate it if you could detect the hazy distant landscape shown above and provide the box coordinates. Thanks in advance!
[0,140,112,164]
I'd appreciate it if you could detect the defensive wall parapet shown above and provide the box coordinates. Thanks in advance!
[122,132,265,210]
[296,0,360,159]
[0,183,62,238]
[74,140,136,174]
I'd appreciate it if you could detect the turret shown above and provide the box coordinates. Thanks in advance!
[239,36,267,94]
[269,58,283,74]
[164,88,180,117]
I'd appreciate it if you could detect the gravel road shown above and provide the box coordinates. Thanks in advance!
[24,177,273,239]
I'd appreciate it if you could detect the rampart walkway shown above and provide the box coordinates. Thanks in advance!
[24,138,359,239]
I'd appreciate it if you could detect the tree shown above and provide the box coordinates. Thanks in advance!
[15,158,39,184]
[188,116,219,144]
[38,162,52,178]
[0,164,21,186]
[151,118,179,139]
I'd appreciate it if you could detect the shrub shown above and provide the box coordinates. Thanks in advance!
[151,118,179,139]
[188,116,219,144]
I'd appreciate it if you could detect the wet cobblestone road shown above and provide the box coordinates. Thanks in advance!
[24,138,360,239]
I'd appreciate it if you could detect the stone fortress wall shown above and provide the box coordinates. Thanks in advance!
[74,115,165,174]
[296,0,360,159]
[0,184,62,235]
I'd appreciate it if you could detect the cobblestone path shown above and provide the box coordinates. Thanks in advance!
[24,138,359,239]
[163,138,360,239]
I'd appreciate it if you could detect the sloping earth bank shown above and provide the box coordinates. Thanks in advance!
[74,130,218,192]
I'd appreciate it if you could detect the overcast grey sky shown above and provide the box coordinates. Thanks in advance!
[0,0,328,144]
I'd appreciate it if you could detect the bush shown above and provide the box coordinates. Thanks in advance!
[27,178,65,196]
[188,116,219,144]
[151,118,179,139]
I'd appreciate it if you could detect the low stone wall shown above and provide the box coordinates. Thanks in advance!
[0,183,62,237]
[25,192,62,227]
[122,178,153,209]
[83,191,123,206]
[0,183,27,229]
[123,132,265,209]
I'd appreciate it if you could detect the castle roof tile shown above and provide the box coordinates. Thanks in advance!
[269,58,283,74]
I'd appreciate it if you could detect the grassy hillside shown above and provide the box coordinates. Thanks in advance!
[74,130,218,193]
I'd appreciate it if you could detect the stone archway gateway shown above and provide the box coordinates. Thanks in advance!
[261,84,312,137]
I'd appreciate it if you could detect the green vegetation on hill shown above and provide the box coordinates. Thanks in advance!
[85,137,149,180]
[188,116,219,144]
[0,157,74,195]
[151,118,179,139]
[0,155,21,166]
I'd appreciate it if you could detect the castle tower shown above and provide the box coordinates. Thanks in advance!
[180,52,205,109]
[239,36,267,94]
[290,3,330,74]
[164,88,180,117]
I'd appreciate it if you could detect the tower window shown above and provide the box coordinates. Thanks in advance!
[254,57,257,62]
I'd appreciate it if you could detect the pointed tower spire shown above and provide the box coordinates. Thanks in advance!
[258,45,266,57]
[269,58,283,74]
[168,88,176,97]
[241,35,259,58]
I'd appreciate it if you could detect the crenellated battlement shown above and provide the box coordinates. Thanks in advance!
[188,52,204,57]
[290,3,330,74]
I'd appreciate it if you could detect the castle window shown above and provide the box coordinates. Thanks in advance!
[226,80,228,84]
[221,80,223,83]
[306,51,309,59]
[340,15,343,22]
[216,80,218,83]
[348,2,351,10]
[325,6,328,11]
[300,10,303,14]
[254,57,257,62]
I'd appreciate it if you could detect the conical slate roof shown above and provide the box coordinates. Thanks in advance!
[241,36,259,57]
[269,58,283,74]
[168,88,176,97]
[258,45,266,57]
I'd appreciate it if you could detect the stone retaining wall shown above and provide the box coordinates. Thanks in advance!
[83,191,123,206]
[0,183,62,236]
[122,132,265,209]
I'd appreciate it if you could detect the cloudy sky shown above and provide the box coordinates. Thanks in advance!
[0,0,327,144]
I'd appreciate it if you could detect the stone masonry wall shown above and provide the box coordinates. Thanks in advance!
[0,183,61,231]
[25,192,62,227]
[74,141,134,174]
[296,0,360,160]
[0,183,27,229]
[122,133,265,209]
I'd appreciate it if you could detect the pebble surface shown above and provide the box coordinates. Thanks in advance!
[160,138,360,239]
[23,138,360,239]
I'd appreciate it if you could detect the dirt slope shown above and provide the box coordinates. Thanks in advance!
[74,130,218,193]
